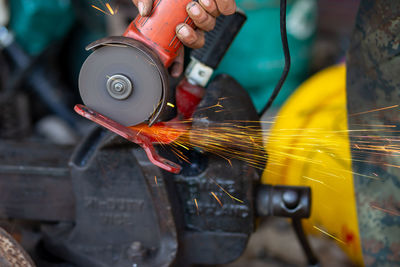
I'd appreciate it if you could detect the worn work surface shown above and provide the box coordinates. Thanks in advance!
[347,0,400,266]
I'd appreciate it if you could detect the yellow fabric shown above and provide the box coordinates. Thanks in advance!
[262,64,363,265]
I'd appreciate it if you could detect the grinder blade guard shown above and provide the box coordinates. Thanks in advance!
[79,38,167,126]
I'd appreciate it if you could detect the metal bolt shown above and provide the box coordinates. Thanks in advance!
[106,74,133,100]
[282,190,300,210]
[114,82,124,92]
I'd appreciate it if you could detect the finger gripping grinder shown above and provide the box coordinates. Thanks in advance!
[78,0,194,127]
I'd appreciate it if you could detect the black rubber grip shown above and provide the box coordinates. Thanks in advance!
[191,10,246,69]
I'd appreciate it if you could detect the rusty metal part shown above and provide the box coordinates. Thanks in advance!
[80,36,171,126]
[0,227,35,267]
[74,104,182,173]
[347,0,400,265]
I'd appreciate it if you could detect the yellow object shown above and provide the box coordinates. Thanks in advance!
[262,64,363,265]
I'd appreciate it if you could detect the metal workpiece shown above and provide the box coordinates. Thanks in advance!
[256,185,311,218]
[73,104,182,174]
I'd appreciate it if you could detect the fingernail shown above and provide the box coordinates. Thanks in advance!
[188,3,201,16]
[200,0,211,7]
[177,25,190,38]
[138,1,145,16]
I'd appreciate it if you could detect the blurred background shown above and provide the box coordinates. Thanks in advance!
[0,0,362,266]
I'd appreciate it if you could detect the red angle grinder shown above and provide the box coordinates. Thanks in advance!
[76,1,246,173]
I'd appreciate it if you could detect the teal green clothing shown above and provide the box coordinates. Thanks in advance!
[9,0,75,55]
[215,0,317,112]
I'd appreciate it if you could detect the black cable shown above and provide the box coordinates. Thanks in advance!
[259,0,291,117]
[260,1,315,264]
[292,218,319,266]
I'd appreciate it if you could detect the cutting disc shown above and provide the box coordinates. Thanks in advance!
[79,45,164,126]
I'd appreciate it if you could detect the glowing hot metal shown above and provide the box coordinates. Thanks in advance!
[74,104,182,173]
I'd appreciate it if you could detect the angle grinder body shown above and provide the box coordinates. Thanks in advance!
[79,0,194,127]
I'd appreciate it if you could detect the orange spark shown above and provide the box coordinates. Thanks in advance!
[197,101,223,111]
[351,124,397,128]
[302,176,339,193]
[313,225,345,244]
[384,163,400,169]
[194,198,199,215]
[105,3,114,15]
[91,1,117,16]
[370,203,400,216]
[211,192,223,207]
[154,176,158,185]
[210,178,243,203]
[349,104,398,117]
[91,5,108,15]
[124,105,400,186]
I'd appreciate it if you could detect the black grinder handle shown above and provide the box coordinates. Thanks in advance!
[191,10,247,69]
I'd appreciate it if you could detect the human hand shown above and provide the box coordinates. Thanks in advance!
[132,0,237,77]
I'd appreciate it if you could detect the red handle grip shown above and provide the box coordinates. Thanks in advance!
[123,0,194,67]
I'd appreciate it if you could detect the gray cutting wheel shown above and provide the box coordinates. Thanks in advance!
[79,45,163,126]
